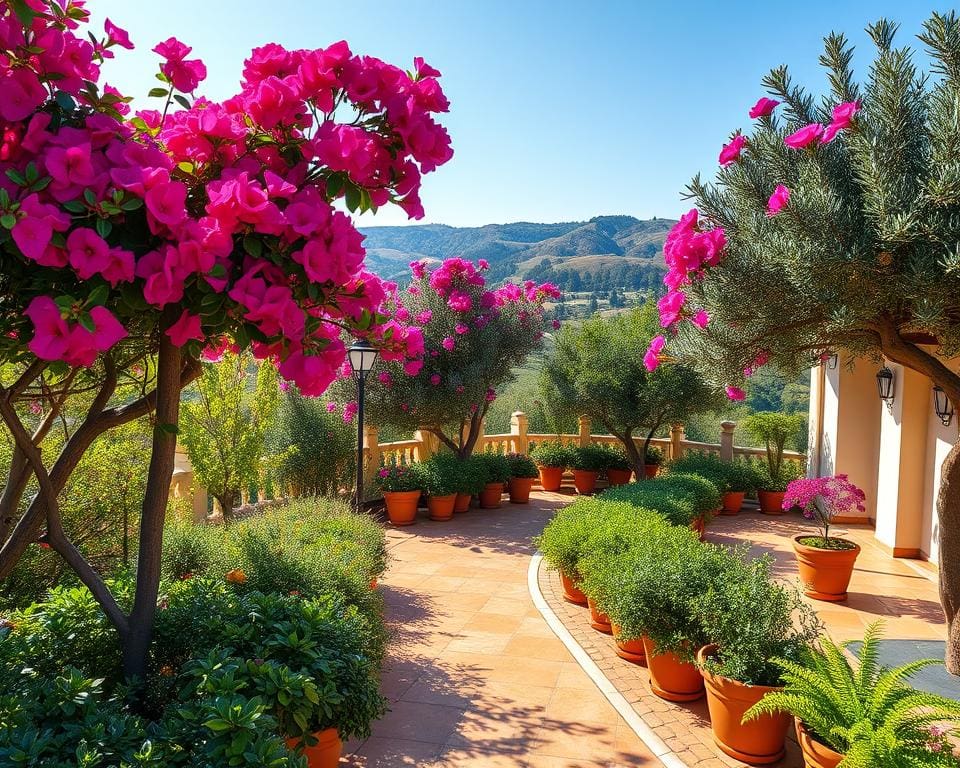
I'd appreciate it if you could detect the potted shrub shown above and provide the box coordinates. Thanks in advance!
[742,412,806,514]
[570,444,608,495]
[783,474,865,602]
[376,462,422,526]
[722,460,760,515]
[505,453,539,503]
[418,454,461,521]
[535,498,603,605]
[531,440,571,491]
[601,472,721,539]
[475,452,511,509]
[744,623,960,768]
[451,455,486,512]
[602,445,634,486]
[643,445,664,478]
[602,524,730,701]
[693,553,822,765]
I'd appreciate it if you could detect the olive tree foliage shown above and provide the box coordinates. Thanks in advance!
[179,353,279,518]
[674,13,960,671]
[541,303,720,475]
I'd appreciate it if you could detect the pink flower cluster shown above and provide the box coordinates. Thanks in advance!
[783,474,866,539]
[0,2,454,397]
[784,101,861,149]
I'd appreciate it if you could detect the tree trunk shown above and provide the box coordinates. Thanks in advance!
[122,327,182,682]
[616,430,643,478]
[216,489,238,521]
[938,439,960,674]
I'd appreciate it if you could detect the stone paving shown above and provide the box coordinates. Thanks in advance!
[343,490,657,767]
[344,491,949,768]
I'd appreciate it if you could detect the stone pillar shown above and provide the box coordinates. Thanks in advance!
[578,415,591,447]
[719,421,736,462]
[670,424,685,460]
[510,411,529,455]
[875,363,928,557]
[363,424,380,492]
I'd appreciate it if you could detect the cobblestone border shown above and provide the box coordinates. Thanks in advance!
[527,553,688,768]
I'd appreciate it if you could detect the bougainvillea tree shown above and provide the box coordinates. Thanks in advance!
[337,258,560,458]
[541,302,718,475]
[0,0,451,677]
[644,13,960,672]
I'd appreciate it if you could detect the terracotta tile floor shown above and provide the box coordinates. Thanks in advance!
[345,492,949,768]
[342,491,658,767]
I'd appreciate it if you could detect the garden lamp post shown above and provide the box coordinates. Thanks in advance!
[348,339,379,513]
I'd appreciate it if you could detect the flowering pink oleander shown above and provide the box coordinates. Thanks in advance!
[0,0,453,396]
[784,474,866,540]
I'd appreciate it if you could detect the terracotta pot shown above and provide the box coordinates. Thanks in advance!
[383,490,420,526]
[644,464,660,479]
[508,476,535,503]
[796,719,844,768]
[641,637,704,702]
[454,492,472,513]
[612,623,647,665]
[427,493,456,521]
[757,490,786,515]
[792,536,861,601]
[479,482,503,509]
[538,465,564,491]
[690,514,706,541]
[606,468,633,486]
[285,728,342,768]
[698,644,791,765]
[587,597,612,634]
[721,491,745,515]
[572,469,598,495]
[559,570,587,605]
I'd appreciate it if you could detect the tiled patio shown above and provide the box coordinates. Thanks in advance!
[343,490,656,767]
[345,492,952,768]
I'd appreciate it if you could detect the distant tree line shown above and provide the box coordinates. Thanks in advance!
[524,258,666,294]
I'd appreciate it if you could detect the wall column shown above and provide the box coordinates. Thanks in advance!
[719,421,735,462]
[578,415,591,447]
[875,363,929,557]
[670,424,685,460]
[510,411,529,455]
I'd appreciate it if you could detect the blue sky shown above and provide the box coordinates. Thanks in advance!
[88,0,945,227]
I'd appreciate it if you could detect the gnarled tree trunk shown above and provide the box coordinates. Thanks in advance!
[938,439,960,674]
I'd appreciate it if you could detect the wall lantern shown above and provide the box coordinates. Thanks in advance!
[827,353,838,370]
[876,366,895,402]
[933,385,955,427]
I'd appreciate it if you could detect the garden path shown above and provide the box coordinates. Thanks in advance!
[342,490,658,768]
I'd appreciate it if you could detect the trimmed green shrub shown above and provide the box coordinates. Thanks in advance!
[693,553,820,686]
[644,445,665,466]
[417,453,462,496]
[569,444,609,472]
[535,497,607,578]
[668,452,731,492]
[727,459,762,494]
[600,445,633,472]
[750,456,805,492]
[474,451,511,484]
[451,455,489,495]
[505,452,539,478]
[600,473,722,526]
[375,461,422,492]
[530,440,572,468]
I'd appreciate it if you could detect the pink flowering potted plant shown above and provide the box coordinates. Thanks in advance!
[376,462,423,525]
[783,474,865,601]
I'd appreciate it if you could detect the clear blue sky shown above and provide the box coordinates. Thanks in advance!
[88,0,946,227]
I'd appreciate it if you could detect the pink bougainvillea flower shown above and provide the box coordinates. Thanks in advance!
[657,290,686,328]
[767,184,790,217]
[552,319,561,330]
[441,336,455,351]
[784,123,825,149]
[821,100,862,143]
[343,401,358,422]
[104,19,134,50]
[403,359,423,375]
[326,402,338,413]
[430,373,441,386]
[165,310,204,347]
[749,97,780,119]
[725,386,747,401]
[643,335,666,372]
[415,310,433,324]
[718,134,746,167]
[24,296,71,361]
[691,309,710,329]
[454,322,469,335]
[485,388,496,402]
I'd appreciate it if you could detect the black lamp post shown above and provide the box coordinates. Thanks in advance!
[348,339,378,513]
[876,366,895,402]
[933,385,955,427]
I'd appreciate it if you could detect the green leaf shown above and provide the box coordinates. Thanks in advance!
[148,87,169,98]
[54,91,76,111]
[121,198,144,212]
[326,174,344,198]
[95,218,112,238]
[344,184,361,213]
[177,161,195,174]
[86,285,109,307]
[5,169,26,187]
[243,235,263,258]
[77,312,96,332]
[63,200,87,214]
[173,94,191,110]
[24,162,38,183]
[83,189,98,206]
[0,214,15,230]
[9,0,38,26]
[30,176,52,193]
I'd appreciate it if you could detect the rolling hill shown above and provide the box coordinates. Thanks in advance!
[359,215,676,293]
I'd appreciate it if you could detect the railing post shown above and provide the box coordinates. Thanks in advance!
[510,411,529,455]
[670,423,685,460]
[719,420,736,462]
[578,415,591,447]
[363,424,379,494]
[415,427,438,460]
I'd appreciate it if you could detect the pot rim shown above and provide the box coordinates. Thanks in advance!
[791,535,861,554]
[697,644,785,694]
[795,719,845,759]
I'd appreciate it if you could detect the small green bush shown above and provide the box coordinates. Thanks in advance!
[644,445,665,466]
[474,451,511,484]
[162,520,225,581]
[742,411,806,480]
[451,454,488,495]
[569,444,609,471]
[668,452,731,492]
[600,473,721,526]
[530,440,572,468]
[505,452,539,478]
[375,461,422,492]
[535,497,607,578]
[602,445,633,471]
[417,453,462,496]
[727,459,762,493]
[752,456,805,492]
